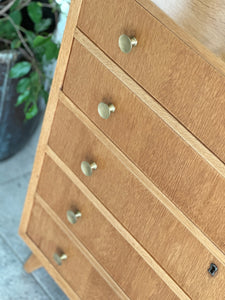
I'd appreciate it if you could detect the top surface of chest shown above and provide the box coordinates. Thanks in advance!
[142,0,225,61]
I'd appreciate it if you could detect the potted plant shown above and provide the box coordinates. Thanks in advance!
[0,0,61,160]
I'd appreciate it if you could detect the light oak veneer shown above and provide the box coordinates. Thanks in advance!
[48,98,225,299]
[36,155,179,300]
[46,145,189,300]
[63,40,225,255]
[27,201,121,300]
[19,0,85,298]
[78,0,225,165]
[19,0,225,298]
[143,0,225,62]
[39,151,225,299]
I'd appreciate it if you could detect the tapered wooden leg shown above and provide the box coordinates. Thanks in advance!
[24,253,42,273]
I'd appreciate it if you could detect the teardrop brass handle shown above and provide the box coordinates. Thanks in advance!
[118,34,137,54]
[67,210,82,224]
[81,161,97,176]
[53,253,67,266]
[98,102,115,119]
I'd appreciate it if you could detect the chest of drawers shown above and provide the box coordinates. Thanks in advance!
[19,0,225,299]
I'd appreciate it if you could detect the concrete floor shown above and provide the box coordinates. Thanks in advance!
[0,121,68,300]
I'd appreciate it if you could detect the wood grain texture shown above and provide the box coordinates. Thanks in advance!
[19,0,225,298]
[27,201,120,300]
[37,156,180,300]
[46,146,190,300]
[20,232,80,300]
[35,194,129,300]
[136,0,225,75]
[19,1,84,298]
[48,101,225,299]
[58,90,225,267]
[57,91,225,293]
[143,0,225,62]
[24,254,42,273]
[74,29,225,181]
[77,0,225,164]
[63,40,225,256]
[19,0,83,236]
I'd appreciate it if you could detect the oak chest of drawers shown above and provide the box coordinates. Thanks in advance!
[19,0,225,299]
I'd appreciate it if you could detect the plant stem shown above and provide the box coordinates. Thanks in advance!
[0,0,17,16]
[2,13,34,58]
[18,47,33,62]
[0,38,11,45]
[17,0,32,10]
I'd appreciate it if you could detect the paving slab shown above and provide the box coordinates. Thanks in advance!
[0,120,42,185]
[0,134,68,300]
[0,234,50,300]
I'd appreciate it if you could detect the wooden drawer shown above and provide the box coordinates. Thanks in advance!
[48,100,225,299]
[63,40,225,255]
[77,0,225,164]
[36,155,178,300]
[27,201,119,300]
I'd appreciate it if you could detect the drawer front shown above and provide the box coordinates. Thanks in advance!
[27,201,119,300]
[37,155,178,300]
[63,40,225,255]
[48,100,225,299]
[77,0,225,164]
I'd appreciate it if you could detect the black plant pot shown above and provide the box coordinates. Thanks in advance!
[0,1,58,161]
[0,51,44,161]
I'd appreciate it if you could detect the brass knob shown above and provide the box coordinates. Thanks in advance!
[81,161,97,176]
[98,102,115,119]
[53,253,67,266]
[67,210,82,224]
[118,34,137,54]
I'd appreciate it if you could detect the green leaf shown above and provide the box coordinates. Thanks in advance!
[10,0,20,12]
[16,78,31,93]
[15,90,30,107]
[41,89,49,103]
[35,18,52,33]
[0,20,16,40]
[9,10,22,26]
[45,40,59,60]
[11,39,21,49]
[34,46,46,60]
[25,102,38,120]
[29,72,40,95]
[9,61,32,78]
[33,35,51,47]
[27,2,42,24]
[30,72,39,85]
[25,30,36,47]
